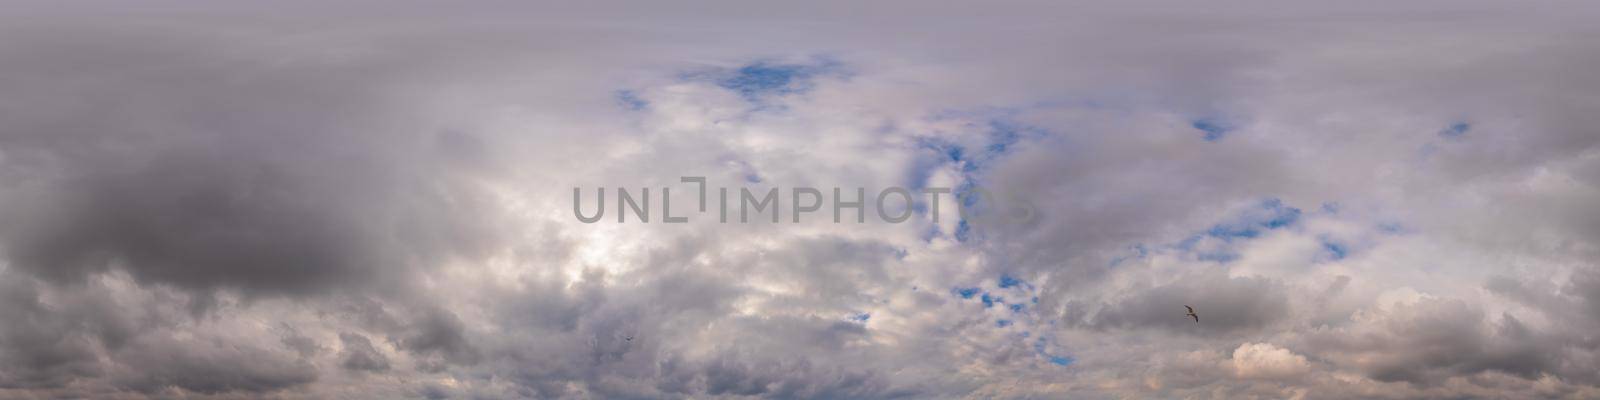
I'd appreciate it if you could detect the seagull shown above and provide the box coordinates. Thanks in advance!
[624,335,633,342]
[1184,305,1199,323]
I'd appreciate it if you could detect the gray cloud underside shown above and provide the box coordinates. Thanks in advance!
[2,1,1599,399]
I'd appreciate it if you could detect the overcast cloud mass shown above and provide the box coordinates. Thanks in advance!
[2,1,1599,399]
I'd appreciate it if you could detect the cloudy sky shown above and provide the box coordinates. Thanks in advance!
[2,1,1599,399]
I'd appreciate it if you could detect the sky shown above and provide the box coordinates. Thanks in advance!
[1,1,1599,399]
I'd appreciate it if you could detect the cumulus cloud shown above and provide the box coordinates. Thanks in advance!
[1232,343,1311,380]
[1,1,1599,399]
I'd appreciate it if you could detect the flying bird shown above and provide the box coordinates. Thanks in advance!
[1184,305,1199,323]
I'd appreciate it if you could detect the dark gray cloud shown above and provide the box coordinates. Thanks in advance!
[1072,272,1291,335]
[397,308,481,371]
[279,324,324,359]
[0,283,103,389]
[1298,297,1565,385]
[339,333,390,373]
[110,335,318,394]
[2,1,1600,399]
[0,26,507,300]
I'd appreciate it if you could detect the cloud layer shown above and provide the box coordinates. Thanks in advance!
[2,1,1599,399]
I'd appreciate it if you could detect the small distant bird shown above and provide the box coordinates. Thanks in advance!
[624,336,633,341]
[1184,305,1199,323]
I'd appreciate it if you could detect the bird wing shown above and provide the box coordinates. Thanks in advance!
[1185,305,1194,313]
[1191,314,1199,323]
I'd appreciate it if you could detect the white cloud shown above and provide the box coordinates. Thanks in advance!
[1232,343,1312,380]
[1,1,1599,398]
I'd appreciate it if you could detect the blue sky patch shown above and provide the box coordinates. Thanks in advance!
[848,312,871,323]
[1206,199,1302,241]
[1166,198,1306,263]
[720,63,808,97]
[980,293,999,308]
[1261,199,1301,228]
[1197,251,1240,263]
[706,59,842,102]
[1440,122,1471,138]
[955,287,981,299]
[910,116,1038,185]
[1049,355,1075,366]
[1206,224,1262,240]
[1192,118,1232,141]
[903,114,1047,243]
[1320,238,1349,261]
[615,90,647,110]
[983,120,1031,157]
[954,218,972,242]
[999,275,1025,289]
[944,146,965,163]
[1321,202,1341,214]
